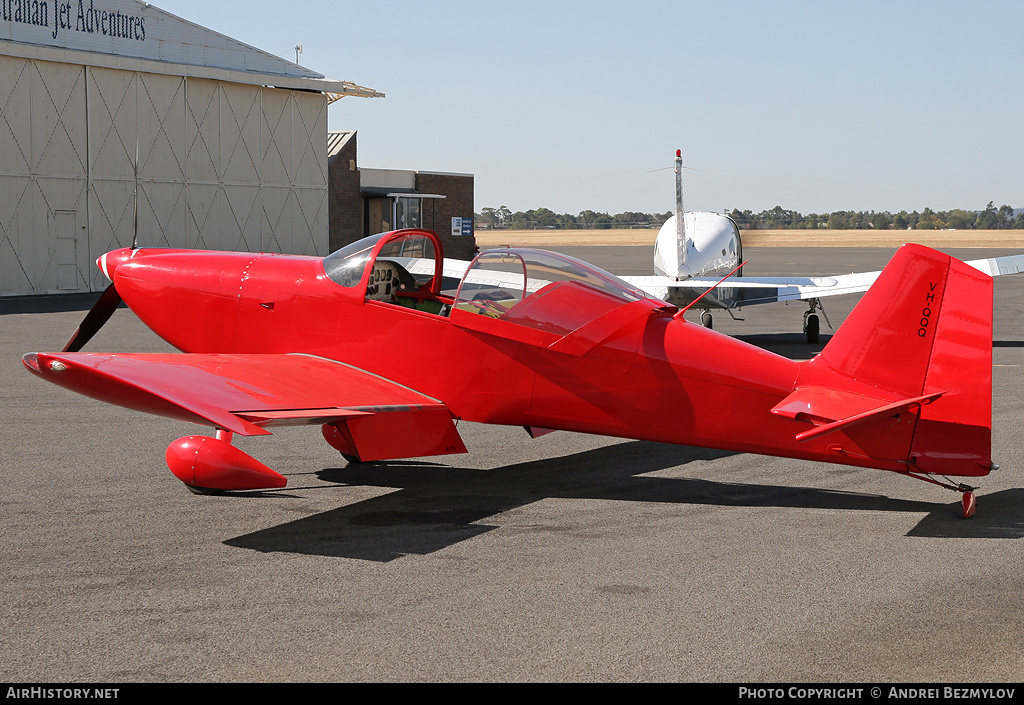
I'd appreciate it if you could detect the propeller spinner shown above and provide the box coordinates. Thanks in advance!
[61,248,137,353]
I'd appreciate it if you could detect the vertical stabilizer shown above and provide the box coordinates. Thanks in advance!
[803,244,993,477]
[674,150,686,273]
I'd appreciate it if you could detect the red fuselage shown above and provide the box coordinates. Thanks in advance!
[107,245,919,475]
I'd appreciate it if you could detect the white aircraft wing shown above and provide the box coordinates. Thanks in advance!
[400,257,473,281]
[623,273,868,306]
[623,253,1024,307]
[396,250,1024,309]
[965,253,1024,277]
[398,256,555,294]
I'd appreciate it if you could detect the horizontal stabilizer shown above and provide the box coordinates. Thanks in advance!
[772,386,897,425]
[791,392,943,443]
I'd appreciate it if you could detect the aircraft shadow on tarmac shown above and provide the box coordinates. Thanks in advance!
[224,440,1024,561]
[733,333,1023,354]
[906,488,1024,538]
[732,333,829,358]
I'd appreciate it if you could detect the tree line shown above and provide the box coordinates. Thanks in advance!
[477,206,671,230]
[476,202,1023,230]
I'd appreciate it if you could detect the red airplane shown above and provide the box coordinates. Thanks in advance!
[22,228,995,518]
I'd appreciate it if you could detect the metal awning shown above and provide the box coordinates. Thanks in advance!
[360,187,446,199]
[326,82,386,103]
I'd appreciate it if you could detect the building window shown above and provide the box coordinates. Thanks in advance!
[367,196,422,234]
[395,197,422,229]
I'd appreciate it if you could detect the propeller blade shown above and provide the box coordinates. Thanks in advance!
[62,283,122,352]
[131,138,139,249]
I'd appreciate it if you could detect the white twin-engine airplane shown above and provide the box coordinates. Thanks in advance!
[624,150,1024,342]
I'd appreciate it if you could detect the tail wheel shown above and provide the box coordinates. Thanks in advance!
[962,491,976,519]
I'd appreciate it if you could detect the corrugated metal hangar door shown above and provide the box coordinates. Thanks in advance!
[0,57,89,295]
[0,55,328,296]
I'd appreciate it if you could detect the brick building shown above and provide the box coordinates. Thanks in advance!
[327,131,476,260]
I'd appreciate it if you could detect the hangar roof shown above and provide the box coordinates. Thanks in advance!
[328,131,357,157]
[0,0,382,98]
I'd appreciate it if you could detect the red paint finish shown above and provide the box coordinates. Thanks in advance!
[321,404,468,463]
[166,435,287,491]
[963,491,977,519]
[24,230,995,501]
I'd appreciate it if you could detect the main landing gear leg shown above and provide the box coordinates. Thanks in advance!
[802,298,831,344]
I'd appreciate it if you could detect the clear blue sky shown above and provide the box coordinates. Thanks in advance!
[160,0,1022,216]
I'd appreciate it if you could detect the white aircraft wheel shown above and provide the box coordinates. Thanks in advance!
[700,311,713,329]
[805,314,820,344]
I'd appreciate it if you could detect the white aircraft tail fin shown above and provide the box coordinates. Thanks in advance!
[674,149,686,272]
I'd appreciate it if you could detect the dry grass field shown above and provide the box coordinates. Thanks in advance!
[475,228,1024,249]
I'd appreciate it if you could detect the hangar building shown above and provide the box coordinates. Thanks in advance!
[0,0,381,297]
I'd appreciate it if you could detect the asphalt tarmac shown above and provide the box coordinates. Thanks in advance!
[2,246,1022,683]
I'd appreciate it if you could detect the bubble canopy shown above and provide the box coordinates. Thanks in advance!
[453,248,656,337]
[322,233,662,336]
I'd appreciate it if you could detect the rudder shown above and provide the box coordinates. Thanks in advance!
[910,252,993,477]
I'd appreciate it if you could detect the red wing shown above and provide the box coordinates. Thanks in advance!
[23,352,460,442]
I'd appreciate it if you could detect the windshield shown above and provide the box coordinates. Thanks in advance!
[376,232,438,290]
[322,233,386,288]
